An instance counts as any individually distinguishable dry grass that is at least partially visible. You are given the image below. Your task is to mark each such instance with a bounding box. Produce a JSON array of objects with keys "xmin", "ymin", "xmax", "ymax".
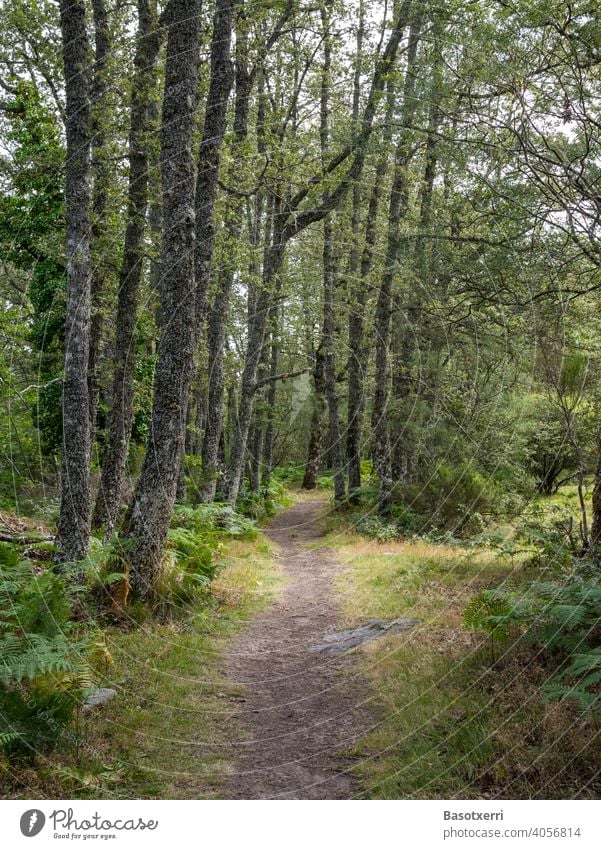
[
  {"xmin": 324, "ymin": 524, "xmax": 601, "ymax": 799},
  {"xmin": 1, "ymin": 531, "xmax": 281, "ymax": 800}
]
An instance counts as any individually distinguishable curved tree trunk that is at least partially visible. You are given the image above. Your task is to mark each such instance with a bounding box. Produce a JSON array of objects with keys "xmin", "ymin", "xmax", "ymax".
[
  {"xmin": 221, "ymin": 226, "xmax": 284, "ymax": 506},
  {"xmin": 347, "ymin": 4, "xmax": 402, "ymax": 499},
  {"xmin": 222, "ymin": 0, "xmax": 413, "ymax": 507},
  {"xmin": 175, "ymin": 0, "xmax": 235, "ymax": 498}
]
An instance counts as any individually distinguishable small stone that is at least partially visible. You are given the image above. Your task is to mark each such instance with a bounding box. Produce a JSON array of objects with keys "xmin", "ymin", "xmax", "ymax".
[{"xmin": 82, "ymin": 687, "xmax": 117, "ymax": 711}]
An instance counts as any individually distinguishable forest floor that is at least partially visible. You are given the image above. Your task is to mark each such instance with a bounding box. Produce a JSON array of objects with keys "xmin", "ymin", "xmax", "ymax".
[
  {"xmin": 224, "ymin": 496, "xmax": 372, "ymax": 799},
  {"xmin": 3, "ymin": 489, "xmax": 600, "ymax": 799}
]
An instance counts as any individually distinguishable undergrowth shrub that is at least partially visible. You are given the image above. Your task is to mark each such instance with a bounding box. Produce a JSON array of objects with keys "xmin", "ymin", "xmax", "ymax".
[
  {"xmin": 398, "ymin": 460, "xmax": 495, "ymax": 535},
  {"xmin": 157, "ymin": 504, "xmax": 258, "ymax": 606},
  {"xmin": 82, "ymin": 504, "xmax": 257, "ymax": 610},
  {"xmin": 0, "ymin": 542, "xmax": 110, "ymax": 761},
  {"xmin": 173, "ymin": 503, "xmax": 257, "ymax": 539},
  {"xmin": 464, "ymin": 578, "xmax": 601, "ymax": 715},
  {"xmin": 355, "ymin": 516, "xmax": 401, "ymax": 542},
  {"xmin": 236, "ymin": 479, "xmax": 287, "ymax": 519}
]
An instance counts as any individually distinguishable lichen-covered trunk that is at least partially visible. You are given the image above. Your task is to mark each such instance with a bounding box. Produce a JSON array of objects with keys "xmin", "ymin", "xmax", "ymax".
[
  {"xmin": 193, "ymin": 0, "xmax": 234, "ymax": 328},
  {"xmin": 372, "ymin": 11, "xmax": 423, "ymax": 511},
  {"xmin": 55, "ymin": 0, "xmax": 93, "ymax": 563},
  {"xmin": 92, "ymin": 0, "xmax": 160, "ymax": 534},
  {"xmin": 248, "ymin": 421, "xmax": 265, "ymax": 495},
  {"xmin": 302, "ymin": 344, "xmax": 327, "ymax": 490},
  {"xmin": 319, "ymin": 5, "xmax": 345, "ymax": 503},
  {"xmin": 170, "ymin": 0, "xmax": 234, "ymax": 498},
  {"xmin": 198, "ymin": 18, "xmax": 252, "ymax": 503},
  {"xmin": 248, "ymin": 327, "xmax": 270, "ymax": 494},
  {"xmin": 122, "ymin": 0, "xmax": 201, "ymax": 598},
  {"xmin": 347, "ymin": 71, "xmax": 395, "ymax": 498},
  {"xmin": 88, "ymin": 0, "xmax": 111, "ymax": 441},
  {"xmin": 222, "ymin": 233, "xmax": 284, "ymax": 506},
  {"xmin": 390, "ymin": 18, "xmax": 442, "ymax": 482},
  {"xmin": 221, "ymin": 0, "xmax": 413, "ymax": 508},
  {"xmin": 198, "ymin": 281, "xmax": 231, "ymax": 502},
  {"xmin": 322, "ymin": 213, "xmax": 345, "ymax": 502},
  {"xmin": 344, "ymin": 0, "xmax": 365, "ymax": 498},
  {"xmin": 261, "ymin": 314, "xmax": 279, "ymax": 488}
]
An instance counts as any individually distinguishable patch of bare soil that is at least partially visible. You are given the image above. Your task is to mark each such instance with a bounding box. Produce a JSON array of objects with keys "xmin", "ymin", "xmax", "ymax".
[{"xmin": 224, "ymin": 498, "xmax": 372, "ymax": 799}]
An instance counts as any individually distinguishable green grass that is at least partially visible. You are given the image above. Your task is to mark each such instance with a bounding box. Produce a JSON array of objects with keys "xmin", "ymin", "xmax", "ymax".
[
  {"xmin": 2, "ymin": 533, "xmax": 280, "ymax": 800},
  {"xmin": 325, "ymin": 526, "xmax": 601, "ymax": 799}
]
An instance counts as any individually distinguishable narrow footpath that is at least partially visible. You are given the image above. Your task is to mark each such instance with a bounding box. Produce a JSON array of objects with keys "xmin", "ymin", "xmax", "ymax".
[{"xmin": 224, "ymin": 498, "xmax": 372, "ymax": 799}]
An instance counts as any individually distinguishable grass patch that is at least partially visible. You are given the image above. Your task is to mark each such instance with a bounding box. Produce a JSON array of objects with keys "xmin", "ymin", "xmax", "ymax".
[
  {"xmin": 1, "ymin": 533, "xmax": 279, "ymax": 800},
  {"xmin": 326, "ymin": 527, "xmax": 601, "ymax": 799}
]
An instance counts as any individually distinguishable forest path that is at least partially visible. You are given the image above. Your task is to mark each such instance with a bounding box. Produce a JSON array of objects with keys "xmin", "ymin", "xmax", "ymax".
[{"xmin": 223, "ymin": 497, "xmax": 371, "ymax": 799}]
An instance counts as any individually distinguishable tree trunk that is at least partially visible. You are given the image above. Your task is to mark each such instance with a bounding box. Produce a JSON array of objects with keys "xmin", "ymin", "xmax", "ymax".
[
  {"xmin": 302, "ymin": 344, "xmax": 327, "ymax": 490},
  {"xmin": 320, "ymin": 6, "xmax": 345, "ymax": 503},
  {"xmin": 198, "ymin": 10, "xmax": 252, "ymax": 503},
  {"xmin": 372, "ymin": 11, "xmax": 423, "ymax": 511},
  {"xmin": 88, "ymin": 0, "xmax": 111, "ymax": 442},
  {"xmin": 193, "ymin": 0, "xmax": 235, "ymax": 327},
  {"xmin": 221, "ymin": 227, "xmax": 284, "ymax": 505},
  {"xmin": 345, "ymin": 0, "xmax": 365, "ymax": 498},
  {"xmin": 92, "ymin": 0, "xmax": 160, "ymax": 535},
  {"xmin": 168, "ymin": 0, "xmax": 234, "ymax": 506},
  {"xmin": 261, "ymin": 308, "xmax": 280, "ymax": 488},
  {"xmin": 122, "ymin": 0, "xmax": 201, "ymax": 599},
  {"xmin": 390, "ymin": 17, "xmax": 442, "ymax": 482},
  {"xmin": 221, "ymin": 0, "xmax": 413, "ymax": 506},
  {"xmin": 55, "ymin": 0, "xmax": 93, "ymax": 564}
]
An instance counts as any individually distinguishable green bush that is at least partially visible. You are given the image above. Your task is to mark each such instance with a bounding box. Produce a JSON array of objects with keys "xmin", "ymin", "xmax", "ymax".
[
  {"xmin": 237, "ymin": 479, "xmax": 288, "ymax": 519},
  {"xmin": 464, "ymin": 578, "xmax": 601, "ymax": 715},
  {"xmin": 0, "ymin": 543, "xmax": 106, "ymax": 761},
  {"xmin": 173, "ymin": 503, "xmax": 257, "ymax": 539},
  {"xmin": 154, "ymin": 504, "xmax": 258, "ymax": 605},
  {"xmin": 398, "ymin": 460, "xmax": 496, "ymax": 535},
  {"xmin": 355, "ymin": 515, "xmax": 401, "ymax": 542}
]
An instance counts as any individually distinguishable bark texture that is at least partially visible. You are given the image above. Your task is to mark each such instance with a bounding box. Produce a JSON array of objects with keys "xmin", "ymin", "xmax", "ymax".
[
  {"xmin": 222, "ymin": 0, "xmax": 413, "ymax": 506},
  {"xmin": 302, "ymin": 343, "xmax": 327, "ymax": 490},
  {"xmin": 194, "ymin": 0, "xmax": 235, "ymax": 327},
  {"xmin": 92, "ymin": 0, "xmax": 160, "ymax": 534},
  {"xmin": 123, "ymin": 0, "xmax": 201, "ymax": 598},
  {"xmin": 199, "ymin": 13, "xmax": 254, "ymax": 503},
  {"xmin": 88, "ymin": 0, "xmax": 111, "ymax": 438},
  {"xmin": 56, "ymin": 0, "xmax": 93, "ymax": 563},
  {"xmin": 372, "ymin": 11, "xmax": 423, "ymax": 510},
  {"xmin": 319, "ymin": 8, "xmax": 345, "ymax": 502},
  {"xmin": 221, "ymin": 217, "xmax": 284, "ymax": 505}
]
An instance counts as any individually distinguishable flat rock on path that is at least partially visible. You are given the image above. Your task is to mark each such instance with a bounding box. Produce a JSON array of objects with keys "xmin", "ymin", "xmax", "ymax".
[
  {"xmin": 311, "ymin": 618, "xmax": 419, "ymax": 655},
  {"xmin": 224, "ymin": 499, "xmax": 374, "ymax": 799}
]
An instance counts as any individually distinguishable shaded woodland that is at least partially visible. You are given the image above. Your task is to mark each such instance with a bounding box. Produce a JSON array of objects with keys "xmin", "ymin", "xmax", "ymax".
[{"xmin": 1, "ymin": 0, "xmax": 601, "ymax": 799}]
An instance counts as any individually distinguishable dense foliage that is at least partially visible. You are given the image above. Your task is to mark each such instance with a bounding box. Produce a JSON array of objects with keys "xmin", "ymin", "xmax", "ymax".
[{"xmin": 1, "ymin": 0, "xmax": 601, "ymax": 796}]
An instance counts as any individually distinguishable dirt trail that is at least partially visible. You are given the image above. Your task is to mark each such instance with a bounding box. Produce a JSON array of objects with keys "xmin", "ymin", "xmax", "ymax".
[{"xmin": 224, "ymin": 498, "xmax": 371, "ymax": 799}]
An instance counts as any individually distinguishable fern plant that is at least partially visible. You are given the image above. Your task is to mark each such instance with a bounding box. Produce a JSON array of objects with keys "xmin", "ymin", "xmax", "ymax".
[
  {"xmin": 464, "ymin": 577, "xmax": 601, "ymax": 715},
  {"xmin": 463, "ymin": 589, "xmax": 515, "ymax": 659},
  {"xmin": 0, "ymin": 542, "xmax": 106, "ymax": 761}
]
